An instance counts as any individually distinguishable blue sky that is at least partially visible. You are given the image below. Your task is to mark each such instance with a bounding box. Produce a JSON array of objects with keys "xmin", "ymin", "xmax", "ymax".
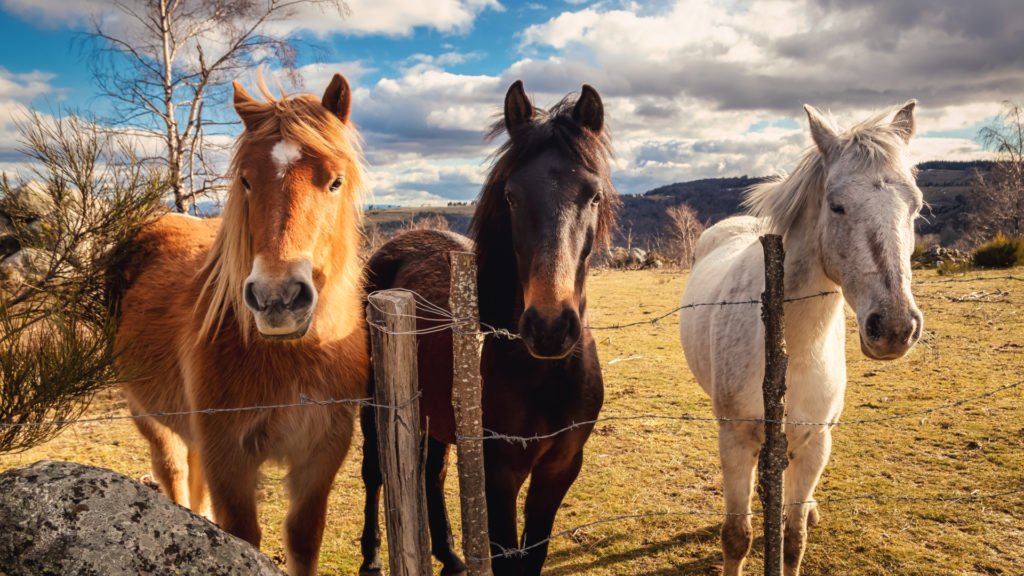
[{"xmin": 1, "ymin": 0, "xmax": 1021, "ymax": 205}]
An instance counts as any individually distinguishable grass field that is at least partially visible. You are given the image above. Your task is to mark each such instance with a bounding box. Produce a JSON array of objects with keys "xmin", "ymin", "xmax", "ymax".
[{"xmin": 2, "ymin": 268, "xmax": 1022, "ymax": 575}]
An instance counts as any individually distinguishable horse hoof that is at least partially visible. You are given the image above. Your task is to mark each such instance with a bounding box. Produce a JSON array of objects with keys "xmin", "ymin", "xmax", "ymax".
[
  {"xmin": 440, "ymin": 558, "xmax": 468, "ymax": 576},
  {"xmin": 358, "ymin": 565, "xmax": 383, "ymax": 576}
]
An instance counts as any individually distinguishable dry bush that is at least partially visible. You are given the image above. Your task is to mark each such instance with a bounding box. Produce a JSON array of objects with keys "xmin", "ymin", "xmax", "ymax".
[
  {"xmin": 398, "ymin": 213, "xmax": 451, "ymax": 234},
  {"xmin": 966, "ymin": 102, "xmax": 1024, "ymax": 242},
  {"xmin": 0, "ymin": 112, "xmax": 165, "ymax": 453},
  {"xmin": 663, "ymin": 204, "xmax": 705, "ymax": 267}
]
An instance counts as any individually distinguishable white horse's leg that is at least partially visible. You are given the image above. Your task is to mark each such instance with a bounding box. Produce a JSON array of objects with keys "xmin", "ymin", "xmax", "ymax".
[
  {"xmin": 719, "ymin": 422, "xmax": 761, "ymax": 576},
  {"xmin": 782, "ymin": 428, "xmax": 832, "ymax": 576}
]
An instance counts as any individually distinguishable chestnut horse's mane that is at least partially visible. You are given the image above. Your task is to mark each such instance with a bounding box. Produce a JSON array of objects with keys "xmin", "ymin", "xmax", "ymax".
[
  {"xmin": 196, "ymin": 76, "xmax": 367, "ymax": 342},
  {"xmin": 470, "ymin": 93, "xmax": 618, "ymax": 248}
]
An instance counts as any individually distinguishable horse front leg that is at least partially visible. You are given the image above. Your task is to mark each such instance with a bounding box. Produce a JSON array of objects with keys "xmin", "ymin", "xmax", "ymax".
[
  {"xmin": 359, "ymin": 406, "xmax": 385, "ymax": 576},
  {"xmin": 520, "ymin": 450, "xmax": 584, "ymax": 576},
  {"xmin": 782, "ymin": 427, "xmax": 832, "ymax": 576},
  {"xmin": 283, "ymin": 414, "xmax": 352, "ymax": 576},
  {"xmin": 718, "ymin": 421, "xmax": 761, "ymax": 576},
  {"xmin": 486, "ymin": 462, "xmax": 529, "ymax": 576},
  {"xmin": 203, "ymin": 442, "xmax": 262, "ymax": 548},
  {"xmin": 425, "ymin": 436, "xmax": 467, "ymax": 575}
]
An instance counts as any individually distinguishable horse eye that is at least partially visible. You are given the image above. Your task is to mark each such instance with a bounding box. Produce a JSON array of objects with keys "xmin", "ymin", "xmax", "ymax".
[
  {"xmin": 505, "ymin": 189, "xmax": 517, "ymax": 208},
  {"xmin": 591, "ymin": 193, "xmax": 602, "ymax": 206},
  {"xmin": 240, "ymin": 176, "xmax": 251, "ymax": 191},
  {"xmin": 329, "ymin": 177, "xmax": 344, "ymax": 194},
  {"xmin": 830, "ymin": 203, "xmax": 845, "ymax": 215}
]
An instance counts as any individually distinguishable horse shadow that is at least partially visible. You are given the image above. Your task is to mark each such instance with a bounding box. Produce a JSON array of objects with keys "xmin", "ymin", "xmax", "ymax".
[{"xmin": 541, "ymin": 523, "xmax": 756, "ymax": 575}]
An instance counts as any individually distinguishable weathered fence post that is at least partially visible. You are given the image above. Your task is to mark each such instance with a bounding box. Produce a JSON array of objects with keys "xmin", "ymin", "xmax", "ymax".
[
  {"xmin": 449, "ymin": 251, "xmax": 494, "ymax": 576},
  {"xmin": 758, "ymin": 234, "xmax": 789, "ymax": 576},
  {"xmin": 367, "ymin": 291, "xmax": 432, "ymax": 576}
]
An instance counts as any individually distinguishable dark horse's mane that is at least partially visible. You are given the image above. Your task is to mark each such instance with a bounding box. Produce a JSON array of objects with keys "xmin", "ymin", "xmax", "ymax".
[{"xmin": 469, "ymin": 93, "xmax": 619, "ymax": 329}]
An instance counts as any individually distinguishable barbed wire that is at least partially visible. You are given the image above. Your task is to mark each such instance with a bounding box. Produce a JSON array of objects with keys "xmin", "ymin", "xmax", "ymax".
[
  {"xmin": 365, "ymin": 287, "xmax": 841, "ymax": 338},
  {"xmin": 0, "ymin": 393, "xmax": 421, "ymax": 430},
  {"xmin": 914, "ymin": 274, "xmax": 1024, "ymax": 285},
  {"xmin": 455, "ymin": 379, "xmax": 1023, "ymax": 446},
  {"xmin": 469, "ymin": 486, "xmax": 1024, "ymax": 561},
  {"xmin": 588, "ymin": 290, "xmax": 839, "ymax": 331}
]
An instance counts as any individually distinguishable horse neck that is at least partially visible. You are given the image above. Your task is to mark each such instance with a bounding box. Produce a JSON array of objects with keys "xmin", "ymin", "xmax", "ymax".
[
  {"xmin": 780, "ymin": 181, "xmax": 844, "ymax": 349},
  {"xmin": 474, "ymin": 208, "xmax": 523, "ymax": 331}
]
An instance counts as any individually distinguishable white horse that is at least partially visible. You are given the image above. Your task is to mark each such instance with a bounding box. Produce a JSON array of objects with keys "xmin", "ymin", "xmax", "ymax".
[{"xmin": 679, "ymin": 101, "xmax": 924, "ymax": 576}]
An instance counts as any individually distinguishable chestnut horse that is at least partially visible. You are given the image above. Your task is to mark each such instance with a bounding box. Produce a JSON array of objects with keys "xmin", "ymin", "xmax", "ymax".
[
  {"xmin": 359, "ymin": 81, "xmax": 617, "ymax": 576},
  {"xmin": 111, "ymin": 74, "xmax": 368, "ymax": 576}
]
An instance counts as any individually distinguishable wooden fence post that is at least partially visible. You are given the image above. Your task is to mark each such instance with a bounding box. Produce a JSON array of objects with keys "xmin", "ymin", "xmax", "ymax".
[
  {"xmin": 367, "ymin": 291, "xmax": 432, "ymax": 576},
  {"xmin": 449, "ymin": 251, "xmax": 494, "ymax": 576},
  {"xmin": 758, "ymin": 234, "xmax": 789, "ymax": 576}
]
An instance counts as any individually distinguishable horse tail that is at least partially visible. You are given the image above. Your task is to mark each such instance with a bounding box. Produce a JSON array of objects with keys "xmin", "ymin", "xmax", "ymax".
[
  {"xmin": 363, "ymin": 244, "xmax": 404, "ymax": 294},
  {"xmin": 103, "ymin": 233, "xmax": 152, "ymax": 321}
]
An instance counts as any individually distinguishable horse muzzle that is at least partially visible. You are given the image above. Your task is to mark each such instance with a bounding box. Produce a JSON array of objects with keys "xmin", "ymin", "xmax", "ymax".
[
  {"xmin": 243, "ymin": 260, "xmax": 318, "ymax": 340},
  {"xmin": 858, "ymin": 307, "xmax": 923, "ymax": 360},
  {"xmin": 519, "ymin": 305, "xmax": 582, "ymax": 360}
]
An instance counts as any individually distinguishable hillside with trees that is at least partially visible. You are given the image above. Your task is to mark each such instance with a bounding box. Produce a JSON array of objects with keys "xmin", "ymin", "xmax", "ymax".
[{"xmin": 609, "ymin": 161, "xmax": 995, "ymax": 251}]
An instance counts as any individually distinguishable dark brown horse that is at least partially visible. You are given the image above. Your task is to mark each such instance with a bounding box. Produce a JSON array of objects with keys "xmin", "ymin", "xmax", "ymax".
[{"xmin": 359, "ymin": 80, "xmax": 617, "ymax": 576}]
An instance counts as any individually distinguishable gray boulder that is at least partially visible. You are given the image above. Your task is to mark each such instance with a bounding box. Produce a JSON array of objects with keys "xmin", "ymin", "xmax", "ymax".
[
  {"xmin": 0, "ymin": 247, "xmax": 48, "ymax": 293},
  {"xmin": 0, "ymin": 182, "xmax": 55, "ymax": 221},
  {"xmin": 0, "ymin": 460, "xmax": 283, "ymax": 576}
]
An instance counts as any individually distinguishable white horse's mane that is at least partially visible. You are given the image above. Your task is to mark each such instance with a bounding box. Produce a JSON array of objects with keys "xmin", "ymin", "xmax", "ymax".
[{"xmin": 744, "ymin": 106, "xmax": 914, "ymax": 235}]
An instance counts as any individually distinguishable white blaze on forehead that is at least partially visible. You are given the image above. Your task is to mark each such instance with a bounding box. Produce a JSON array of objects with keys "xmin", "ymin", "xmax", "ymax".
[{"xmin": 271, "ymin": 140, "xmax": 301, "ymax": 177}]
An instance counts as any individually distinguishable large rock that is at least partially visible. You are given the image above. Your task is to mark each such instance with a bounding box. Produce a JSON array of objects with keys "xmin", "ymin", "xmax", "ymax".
[
  {"xmin": 0, "ymin": 247, "xmax": 47, "ymax": 293},
  {"xmin": 0, "ymin": 182, "xmax": 55, "ymax": 221},
  {"xmin": 0, "ymin": 461, "xmax": 283, "ymax": 576},
  {"xmin": 0, "ymin": 211, "xmax": 18, "ymax": 259}
]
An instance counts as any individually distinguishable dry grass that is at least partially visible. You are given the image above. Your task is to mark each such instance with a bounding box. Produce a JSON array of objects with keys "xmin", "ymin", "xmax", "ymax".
[{"xmin": 2, "ymin": 269, "xmax": 1022, "ymax": 575}]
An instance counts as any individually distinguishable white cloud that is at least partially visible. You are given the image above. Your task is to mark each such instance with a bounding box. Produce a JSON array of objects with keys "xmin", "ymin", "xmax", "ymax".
[
  {"xmin": 3, "ymin": 0, "xmax": 502, "ymax": 38},
  {"xmin": 5, "ymin": 0, "xmax": 1017, "ymax": 205}
]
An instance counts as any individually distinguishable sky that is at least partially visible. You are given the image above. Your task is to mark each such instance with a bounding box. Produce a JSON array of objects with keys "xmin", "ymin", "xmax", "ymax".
[{"xmin": 1, "ymin": 0, "xmax": 1022, "ymax": 206}]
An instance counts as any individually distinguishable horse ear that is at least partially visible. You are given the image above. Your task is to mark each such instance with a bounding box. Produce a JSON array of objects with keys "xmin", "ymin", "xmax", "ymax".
[
  {"xmin": 573, "ymin": 84, "xmax": 604, "ymax": 133},
  {"xmin": 322, "ymin": 73, "xmax": 352, "ymax": 123},
  {"xmin": 233, "ymin": 81, "xmax": 258, "ymax": 130},
  {"xmin": 804, "ymin": 104, "xmax": 838, "ymax": 156},
  {"xmin": 891, "ymin": 99, "xmax": 917, "ymax": 144},
  {"xmin": 504, "ymin": 80, "xmax": 534, "ymax": 135}
]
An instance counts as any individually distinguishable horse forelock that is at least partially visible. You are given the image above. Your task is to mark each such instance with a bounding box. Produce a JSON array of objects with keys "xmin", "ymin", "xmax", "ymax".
[
  {"xmin": 744, "ymin": 105, "xmax": 913, "ymax": 235},
  {"xmin": 471, "ymin": 93, "xmax": 619, "ymax": 248},
  {"xmin": 196, "ymin": 79, "xmax": 367, "ymax": 344}
]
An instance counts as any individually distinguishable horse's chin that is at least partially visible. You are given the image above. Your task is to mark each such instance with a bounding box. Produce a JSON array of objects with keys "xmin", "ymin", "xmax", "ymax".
[
  {"xmin": 858, "ymin": 334, "xmax": 910, "ymax": 361},
  {"xmin": 256, "ymin": 315, "xmax": 313, "ymax": 342},
  {"xmin": 522, "ymin": 338, "xmax": 580, "ymax": 361}
]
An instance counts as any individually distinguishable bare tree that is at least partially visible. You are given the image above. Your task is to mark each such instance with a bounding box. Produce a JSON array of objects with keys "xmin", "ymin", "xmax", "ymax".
[
  {"xmin": 968, "ymin": 102, "xmax": 1024, "ymax": 241},
  {"xmin": 664, "ymin": 203, "xmax": 705, "ymax": 267},
  {"xmin": 89, "ymin": 0, "xmax": 349, "ymax": 213}
]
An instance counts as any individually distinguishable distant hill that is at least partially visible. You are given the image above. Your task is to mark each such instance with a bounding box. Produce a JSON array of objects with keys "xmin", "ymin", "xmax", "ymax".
[
  {"xmin": 615, "ymin": 161, "xmax": 992, "ymax": 248},
  {"xmin": 358, "ymin": 160, "xmax": 992, "ymax": 249}
]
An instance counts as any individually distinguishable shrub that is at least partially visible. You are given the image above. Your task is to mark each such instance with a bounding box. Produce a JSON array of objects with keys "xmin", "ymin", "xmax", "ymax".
[
  {"xmin": 972, "ymin": 233, "xmax": 1024, "ymax": 268},
  {"xmin": 1, "ymin": 112, "xmax": 165, "ymax": 453}
]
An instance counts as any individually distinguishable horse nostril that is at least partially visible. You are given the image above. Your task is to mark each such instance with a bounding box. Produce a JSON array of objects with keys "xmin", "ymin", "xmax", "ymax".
[
  {"xmin": 910, "ymin": 310, "xmax": 924, "ymax": 342},
  {"xmin": 244, "ymin": 281, "xmax": 263, "ymax": 311},
  {"xmin": 521, "ymin": 307, "xmax": 541, "ymax": 340},
  {"xmin": 865, "ymin": 313, "xmax": 884, "ymax": 342},
  {"xmin": 288, "ymin": 281, "xmax": 315, "ymax": 312}
]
